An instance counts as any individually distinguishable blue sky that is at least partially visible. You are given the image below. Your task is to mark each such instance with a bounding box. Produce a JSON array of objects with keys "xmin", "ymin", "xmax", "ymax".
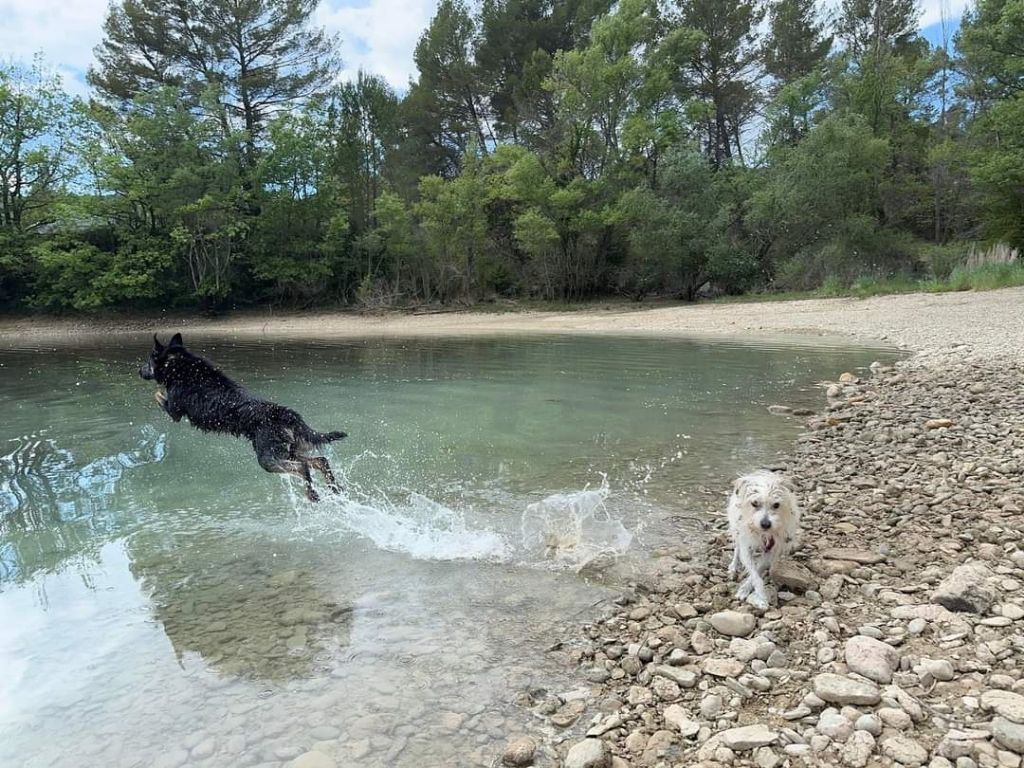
[{"xmin": 0, "ymin": 0, "xmax": 969, "ymax": 98}]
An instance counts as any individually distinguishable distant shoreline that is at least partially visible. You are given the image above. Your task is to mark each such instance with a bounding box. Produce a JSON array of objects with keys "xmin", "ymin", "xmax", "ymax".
[{"xmin": 1, "ymin": 287, "xmax": 1022, "ymax": 357}]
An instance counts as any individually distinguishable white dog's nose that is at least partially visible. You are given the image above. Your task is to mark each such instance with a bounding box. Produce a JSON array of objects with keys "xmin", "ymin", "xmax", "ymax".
[{"xmin": 759, "ymin": 517, "xmax": 772, "ymax": 530}]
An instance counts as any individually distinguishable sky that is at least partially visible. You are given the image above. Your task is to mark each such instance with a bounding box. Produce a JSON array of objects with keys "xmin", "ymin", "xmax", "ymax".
[{"xmin": 0, "ymin": 0, "xmax": 971, "ymax": 98}]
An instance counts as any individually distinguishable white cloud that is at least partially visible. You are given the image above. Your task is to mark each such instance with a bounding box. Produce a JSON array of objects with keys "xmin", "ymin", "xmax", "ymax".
[
  {"xmin": 317, "ymin": 0, "xmax": 438, "ymax": 88},
  {"xmin": 0, "ymin": 0, "xmax": 108, "ymax": 96},
  {"xmin": 918, "ymin": 0, "xmax": 972, "ymax": 30}
]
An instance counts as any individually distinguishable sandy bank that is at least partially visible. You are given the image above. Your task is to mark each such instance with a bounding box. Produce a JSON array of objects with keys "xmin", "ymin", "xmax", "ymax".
[{"xmin": 1, "ymin": 287, "xmax": 1022, "ymax": 358}]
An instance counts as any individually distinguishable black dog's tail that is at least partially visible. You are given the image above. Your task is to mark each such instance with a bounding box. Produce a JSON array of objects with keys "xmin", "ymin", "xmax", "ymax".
[{"xmin": 305, "ymin": 428, "xmax": 347, "ymax": 445}]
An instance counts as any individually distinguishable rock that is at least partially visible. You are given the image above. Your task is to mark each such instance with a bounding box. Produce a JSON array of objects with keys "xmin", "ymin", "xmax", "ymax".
[
  {"xmin": 551, "ymin": 700, "xmax": 587, "ymax": 727},
  {"xmin": 730, "ymin": 638, "xmax": 759, "ymax": 662},
  {"xmin": 982, "ymin": 691, "xmax": 1024, "ymax": 724},
  {"xmin": 768, "ymin": 405, "xmax": 793, "ymax": 416},
  {"xmin": 813, "ymin": 673, "xmax": 882, "ymax": 706},
  {"xmin": 817, "ymin": 708, "xmax": 854, "ymax": 742},
  {"xmin": 703, "ymin": 657, "xmax": 745, "ymax": 678},
  {"xmin": 663, "ymin": 704, "xmax": 700, "ymax": 737},
  {"xmin": 841, "ymin": 731, "xmax": 876, "ymax": 768},
  {"xmin": 755, "ymin": 746, "xmax": 781, "ymax": 768},
  {"xmin": 564, "ymin": 738, "xmax": 611, "ymax": 768},
  {"xmin": 640, "ymin": 731, "xmax": 675, "ymax": 766},
  {"xmin": 915, "ymin": 657, "xmax": 955, "ymax": 683},
  {"xmin": 993, "ymin": 718, "xmax": 1024, "ymax": 755},
  {"xmin": 502, "ymin": 737, "xmax": 537, "ymax": 767},
  {"xmin": 719, "ymin": 724, "xmax": 777, "ymax": 751},
  {"xmin": 855, "ymin": 714, "xmax": 882, "ymax": 736},
  {"xmin": 845, "ymin": 635, "xmax": 900, "ymax": 684},
  {"xmin": 691, "ymin": 629, "xmax": 714, "ymax": 654},
  {"xmin": 709, "ymin": 610, "xmax": 757, "ymax": 637},
  {"xmin": 878, "ymin": 707, "xmax": 913, "ymax": 730},
  {"xmin": 820, "ymin": 548, "xmax": 886, "ymax": 564},
  {"xmin": 625, "ymin": 731, "xmax": 647, "ymax": 755},
  {"xmin": 881, "ymin": 736, "xmax": 928, "ymax": 766},
  {"xmin": 289, "ymin": 752, "xmax": 336, "ymax": 768},
  {"xmin": 701, "ymin": 694, "xmax": 724, "ymax": 719},
  {"xmin": 773, "ymin": 561, "xmax": 815, "ymax": 592},
  {"xmin": 652, "ymin": 676, "xmax": 681, "ymax": 701},
  {"xmin": 653, "ymin": 665, "xmax": 698, "ymax": 688},
  {"xmin": 932, "ymin": 564, "xmax": 996, "ymax": 614},
  {"xmin": 925, "ymin": 418, "xmax": 955, "ymax": 429}
]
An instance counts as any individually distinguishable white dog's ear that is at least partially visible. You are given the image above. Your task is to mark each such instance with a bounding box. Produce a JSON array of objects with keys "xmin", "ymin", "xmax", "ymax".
[
  {"xmin": 774, "ymin": 472, "xmax": 796, "ymax": 492},
  {"xmin": 732, "ymin": 476, "xmax": 750, "ymax": 497}
]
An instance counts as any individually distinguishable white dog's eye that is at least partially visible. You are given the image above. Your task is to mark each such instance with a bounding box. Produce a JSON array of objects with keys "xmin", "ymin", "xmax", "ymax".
[
  {"xmin": 772, "ymin": 501, "xmax": 780, "ymax": 510},
  {"xmin": 751, "ymin": 500, "xmax": 761, "ymax": 508}
]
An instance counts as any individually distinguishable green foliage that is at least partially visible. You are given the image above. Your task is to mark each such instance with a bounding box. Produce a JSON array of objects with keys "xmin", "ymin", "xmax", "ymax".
[
  {"xmin": 0, "ymin": 0, "xmax": 1016, "ymax": 313},
  {"xmin": 30, "ymin": 238, "xmax": 171, "ymax": 310}
]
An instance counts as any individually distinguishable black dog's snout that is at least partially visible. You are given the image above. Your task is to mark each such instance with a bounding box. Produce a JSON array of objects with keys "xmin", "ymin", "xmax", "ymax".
[
  {"xmin": 759, "ymin": 517, "xmax": 772, "ymax": 530},
  {"xmin": 139, "ymin": 365, "xmax": 153, "ymax": 380}
]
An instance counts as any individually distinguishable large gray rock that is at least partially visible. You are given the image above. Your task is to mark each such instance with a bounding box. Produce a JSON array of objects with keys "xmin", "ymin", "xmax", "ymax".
[
  {"xmin": 564, "ymin": 738, "xmax": 611, "ymax": 768},
  {"xmin": 981, "ymin": 690, "xmax": 1024, "ymax": 724},
  {"xmin": 813, "ymin": 673, "xmax": 881, "ymax": 706},
  {"xmin": 719, "ymin": 724, "xmax": 777, "ymax": 751},
  {"xmin": 709, "ymin": 610, "xmax": 757, "ymax": 637},
  {"xmin": 844, "ymin": 635, "xmax": 899, "ymax": 684},
  {"xmin": 993, "ymin": 718, "xmax": 1024, "ymax": 754},
  {"xmin": 931, "ymin": 563, "xmax": 996, "ymax": 614}
]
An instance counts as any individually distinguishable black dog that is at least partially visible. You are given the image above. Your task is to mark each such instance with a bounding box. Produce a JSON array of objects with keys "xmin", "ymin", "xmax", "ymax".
[{"xmin": 139, "ymin": 333, "xmax": 346, "ymax": 501}]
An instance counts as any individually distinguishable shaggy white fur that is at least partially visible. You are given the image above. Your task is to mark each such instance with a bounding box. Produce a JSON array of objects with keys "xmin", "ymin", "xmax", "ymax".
[{"xmin": 727, "ymin": 470, "xmax": 801, "ymax": 609}]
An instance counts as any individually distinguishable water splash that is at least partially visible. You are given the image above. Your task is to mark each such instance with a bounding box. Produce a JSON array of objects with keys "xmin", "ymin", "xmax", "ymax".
[
  {"xmin": 291, "ymin": 481, "xmax": 511, "ymax": 562},
  {"xmin": 520, "ymin": 478, "xmax": 633, "ymax": 569}
]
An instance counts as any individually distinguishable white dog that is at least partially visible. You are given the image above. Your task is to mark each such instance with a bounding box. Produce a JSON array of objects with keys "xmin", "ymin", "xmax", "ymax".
[{"xmin": 727, "ymin": 470, "xmax": 800, "ymax": 609}]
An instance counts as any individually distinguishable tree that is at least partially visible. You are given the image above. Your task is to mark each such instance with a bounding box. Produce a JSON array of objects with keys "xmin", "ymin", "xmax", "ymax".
[
  {"xmin": 958, "ymin": 0, "xmax": 1024, "ymax": 247},
  {"xmin": 90, "ymin": 0, "xmax": 338, "ymax": 172},
  {"xmin": 328, "ymin": 73, "xmax": 400, "ymax": 235},
  {"xmin": 0, "ymin": 59, "xmax": 81, "ymax": 234},
  {"xmin": 475, "ymin": 0, "xmax": 612, "ymax": 145},
  {"xmin": 403, "ymin": 0, "xmax": 490, "ymax": 179},
  {"xmin": 760, "ymin": 0, "xmax": 833, "ymax": 147},
  {"xmin": 671, "ymin": 0, "xmax": 764, "ymax": 168}
]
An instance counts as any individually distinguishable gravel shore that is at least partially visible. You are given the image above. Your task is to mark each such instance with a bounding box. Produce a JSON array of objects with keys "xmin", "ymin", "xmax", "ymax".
[
  {"xmin": 2, "ymin": 287, "xmax": 1023, "ymax": 355},
  {"xmin": 506, "ymin": 294, "xmax": 1024, "ymax": 768}
]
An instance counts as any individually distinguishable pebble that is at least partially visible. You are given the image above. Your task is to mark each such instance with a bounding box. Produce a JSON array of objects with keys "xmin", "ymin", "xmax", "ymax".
[
  {"xmin": 813, "ymin": 673, "xmax": 882, "ymax": 706},
  {"xmin": 855, "ymin": 714, "xmax": 882, "ymax": 735},
  {"xmin": 719, "ymin": 724, "xmax": 777, "ymax": 751},
  {"xmin": 564, "ymin": 738, "xmax": 610, "ymax": 768},
  {"xmin": 709, "ymin": 611, "xmax": 757, "ymax": 637},
  {"xmin": 881, "ymin": 735, "xmax": 929, "ymax": 766},
  {"xmin": 501, "ymin": 736, "xmax": 536, "ymax": 766},
  {"xmin": 841, "ymin": 730, "xmax": 876, "ymax": 768},
  {"xmin": 993, "ymin": 718, "xmax": 1024, "ymax": 754},
  {"xmin": 845, "ymin": 635, "xmax": 900, "ymax": 684},
  {"xmin": 663, "ymin": 704, "xmax": 700, "ymax": 737}
]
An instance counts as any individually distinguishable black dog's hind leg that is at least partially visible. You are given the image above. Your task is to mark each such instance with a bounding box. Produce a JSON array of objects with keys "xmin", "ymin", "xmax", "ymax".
[
  {"xmin": 310, "ymin": 456, "xmax": 341, "ymax": 494},
  {"xmin": 256, "ymin": 436, "xmax": 319, "ymax": 502}
]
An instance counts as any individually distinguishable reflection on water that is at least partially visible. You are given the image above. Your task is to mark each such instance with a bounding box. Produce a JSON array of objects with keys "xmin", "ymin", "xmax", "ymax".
[
  {"xmin": 0, "ymin": 334, "xmax": 898, "ymax": 768},
  {"xmin": 0, "ymin": 427, "xmax": 165, "ymax": 584}
]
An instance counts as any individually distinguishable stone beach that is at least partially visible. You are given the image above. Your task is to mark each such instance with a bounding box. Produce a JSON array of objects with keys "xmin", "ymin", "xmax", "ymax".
[{"xmin": 527, "ymin": 315, "xmax": 1024, "ymax": 767}]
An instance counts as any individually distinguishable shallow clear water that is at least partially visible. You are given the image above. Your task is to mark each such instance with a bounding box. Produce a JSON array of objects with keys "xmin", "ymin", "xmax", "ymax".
[{"xmin": 0, "ymin": 334, "xmax": 894, "ymax": 768}]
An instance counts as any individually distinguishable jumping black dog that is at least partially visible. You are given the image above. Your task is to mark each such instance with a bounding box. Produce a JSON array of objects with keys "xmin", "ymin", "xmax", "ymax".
[{"xmin": 139, "ymin": 333, "xmax": 346, "ymax": 501}]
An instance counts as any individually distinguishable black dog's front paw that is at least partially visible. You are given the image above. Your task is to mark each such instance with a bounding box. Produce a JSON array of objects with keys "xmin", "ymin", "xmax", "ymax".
[{"xmin": 306, "ymin": 488, "xmax": 321, "ymax": 503}]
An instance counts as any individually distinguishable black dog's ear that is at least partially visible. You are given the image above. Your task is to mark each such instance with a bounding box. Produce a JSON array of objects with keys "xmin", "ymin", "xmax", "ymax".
[
  {"xmin": 153, "ymin": 334, "xmax": 165, "ymax": 353},
  {"xmin": 169, "ymin": 333, "xmax": 184, "ymax": 349}
]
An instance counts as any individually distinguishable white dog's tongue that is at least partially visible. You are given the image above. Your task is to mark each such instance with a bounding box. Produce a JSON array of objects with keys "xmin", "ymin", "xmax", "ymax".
[{"xmin": 763, "ymin": 535, "xmax": 776, "ymax": 552}]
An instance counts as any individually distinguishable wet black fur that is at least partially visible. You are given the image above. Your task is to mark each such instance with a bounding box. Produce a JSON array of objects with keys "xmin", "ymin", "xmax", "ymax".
[{"xmin": 140, "ymin": 333, "xmax": 346, "ymax": 501}]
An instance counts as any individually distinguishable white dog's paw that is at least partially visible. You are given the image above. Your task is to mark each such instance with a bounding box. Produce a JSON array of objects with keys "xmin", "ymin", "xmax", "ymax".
[
  {"xmin": 736, "ymin": 581, "xmax": 753, "ymax": 600},
  {"xmin": 746, "ymin": 592, "xmax": 770, "ymax": 610}
]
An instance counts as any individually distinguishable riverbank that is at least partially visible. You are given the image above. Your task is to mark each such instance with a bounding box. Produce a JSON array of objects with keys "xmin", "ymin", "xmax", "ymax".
[
  {"xmin": 1, "ymin": 287, "xmax": 1023, "ymax": 357},
  {"xmin": 524, "ymin": 296, "xmax": 1024, "ymax": 767}
]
